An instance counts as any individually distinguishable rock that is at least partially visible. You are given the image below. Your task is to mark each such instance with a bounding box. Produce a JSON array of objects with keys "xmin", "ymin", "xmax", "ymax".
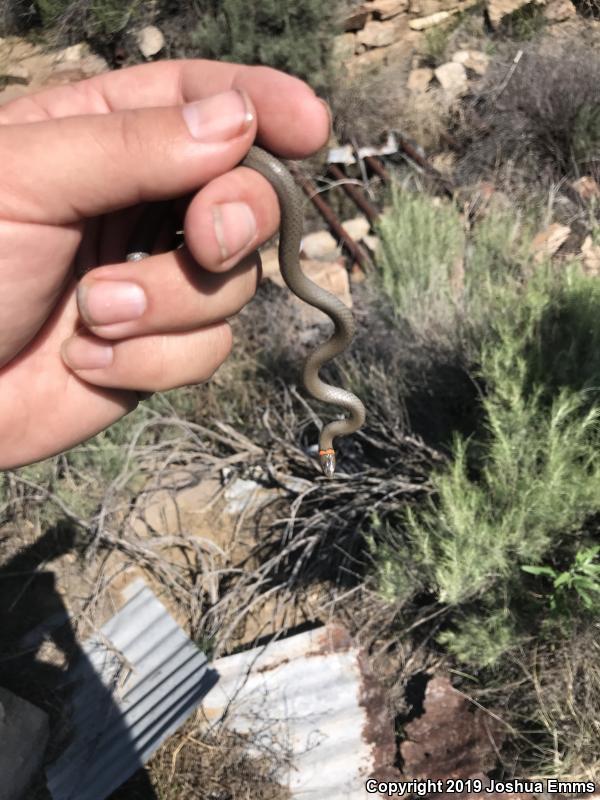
[
  {"xmin": 451, "ymin": 49, "xmax": 490, "ymax": 76},
  {"xmin": 582, "ymin": 235, "xmax": 600, "ymax": 277},
  {"xmin": 333, "ymin": 32, "xmax": 357, "ymax": 62},
  {"xmin": 543, "ymin": 0, "xmax": 576, "ymax": 20},
  {"xmin": 409, "ymin": 0, "xmax": 472, "ymax": 11},
  {"xmin": 486, "ymin": 0, "xmax": 545, "ymax": 29},
  {"xmin": 369, "ymin": 0, "xmax": 409, "ymax": 19},
  {"xmin": 571, "ymin": 176, "xmax": 600, "ymax": 201},
  {"xmin": 401, "ymin": 676, "xmax": 505, "ymax": 781},
  {"xmin": 0, "ymin": 687, "xmax": 49, "ymax": 800},
  {"xmin": 430, "ymin": 151, "xmax": 456, "ymax": 176},
  {"xmin": 362, "ymin": 234, "xmax": 379, "ymax": 254},
  {"xmin": 259, "ymin": 246, "xmax": 281, "ymax": 283},
  {"xmin": 349, "ymin": 27, "xmax": 420, "ymax": 72},
  {"xmin": 0, "ymin": 37, "xmax": 108, "ymax": 107},
  {"xmin": 531, "ymin": 223, "xmax": 571, "ymax": 262},
  {"xmin": 344, "ymin": 4, "xmax": 370, "ymax": 31},
  {"xmin": 0, "ymin": 63, "xmax": 30, "ymax": 81},
  {"xmin": 301, "ymin": 230, "xmax": 339, "ymax": 260},
  {"xmin": 349, "ymin": 46, "xmax": 390, "ymax": 71},
  {"xmin": 434, "ymin": 61, "xmax": 469, "ymax": 97},
  {"xmin": 380, "ymin": 28, "xmax": 421, "ymax": 61},
  {"xmin": 57, "ymin": 43, "xmax": 87, "ymax": 62},
  {"xmin": 296, "ymin": 260, "xmax": 353, "ymax": 320},
  {"xmin": 356, "ymin": 19, "xmax": 398, "ymax": 47},
  {"xmin": 135, "ymin": 25, "xmax": 165, "ymax": 58},
  {"xmin": 267, "ymin": 253, "xmax": 352, "ymax": 317},
  {"xmin": 342, "ymin": 215, "xmax": 371, "ymax": 240},
  {"xmin": 407, "ymin": 66, "xmax": 434, "ymax": 92},
  {"xmin": 409, "ymin": 10, "xmax": 452, "ymax": 29},
  {"xmin": 263, "ymin": 243, "xmax": 353, "ymax": 300}
]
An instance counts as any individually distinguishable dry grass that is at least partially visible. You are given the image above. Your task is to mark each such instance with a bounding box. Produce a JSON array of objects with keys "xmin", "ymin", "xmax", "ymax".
[
  {"xmin": 328, "ymin": 62, "xmax": 412, "ymax": 147},
  {"xmin": 455, "ymin": 38, "xmax": 600, "ymax": 187},
  {"xmin": 113, "ymin": 720, "xmax": 291, "ymax": 800}
]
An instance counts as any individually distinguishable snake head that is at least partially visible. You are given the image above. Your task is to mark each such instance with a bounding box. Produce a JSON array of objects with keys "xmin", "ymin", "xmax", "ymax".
[{"xmin": 319, "ymin": 449, "xmax": 336, "ymax": 478}]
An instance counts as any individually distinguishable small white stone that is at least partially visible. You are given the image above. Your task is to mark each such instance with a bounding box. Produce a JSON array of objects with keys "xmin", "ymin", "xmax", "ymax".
[
  {"xmin": 356, "ymin": 20, "xmax": 398, "ymax": 48},
  {"xmin": 451, "ymin": 49, "xmax": 490, "ymax": 76},
  {"xmin": 59, "ymin": 43, "xmax": 86, "ymax": 62},
  {"xmin": 301, "ymin": 230, "xmax": 339, "ymax": 260},
  {"xmin": 135, "ymin": 25, "xmax": 165, "ymax": 59},
  {"xmin": 434, "ymin": 61, "xmax": 469, "ymax": 97},
  {"xmin": 409, "ymin": 10, "xmax": 451, "ymax": 30},
  {"xmin": 1, "ymin": 63, "xmax": 30, "ymax": 80},
  {"xmin": 342, "ymin": 216, "xmax": 371, "ymax": 241}
]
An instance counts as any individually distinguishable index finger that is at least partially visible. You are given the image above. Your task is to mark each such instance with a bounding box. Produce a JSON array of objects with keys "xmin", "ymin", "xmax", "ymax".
[{"xmin": 0, "ymin": 59, "xmax": 331, "ymax": 159}]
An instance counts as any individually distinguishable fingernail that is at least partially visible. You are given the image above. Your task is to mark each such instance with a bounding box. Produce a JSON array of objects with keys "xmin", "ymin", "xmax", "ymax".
[
  {"xmin": 183, "ymin": 89, "xmax": 254, "ymax": 142},
  {"xmin": 78, "ymin": 281, "xmax": 147, "ymax": 325},
  {"xmin": 61, "ymin": 336, "xmax": 113, "ymax": 370},
  {"xmin": 212, "ymin": 202, "xmax": 257, "ymax": 261}
]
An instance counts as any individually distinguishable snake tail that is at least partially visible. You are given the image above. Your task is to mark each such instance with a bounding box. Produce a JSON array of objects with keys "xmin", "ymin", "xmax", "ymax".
[{"xmin": 241, "ymin": 146, "xmax": 366, "ymax": 477}]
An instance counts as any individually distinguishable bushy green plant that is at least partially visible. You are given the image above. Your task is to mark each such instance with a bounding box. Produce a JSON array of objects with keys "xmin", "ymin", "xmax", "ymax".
[
  {"xmin": 375, "ymin": 188, "xmax": 465, "ymax": 334},
  {"xmin": 405, "ymin": 270, "xmax": 600, "ymax": 647},
  {"xmin": 35, "ymin": 0, "xmax": 142, "ymax": 36},
  {"xmin": 457, "ymin": 42, "xmax": 600, "ymax": 183},
  {"xmin": 372, "ymin": 191, "xmax": 600, "ymax": 668},
  {"xmin": 522, "ymin": 545, "xmax": 600, "ymax": 613},
  {"xmin": 423, "ymin": 21, "xmax": 456, "ymax": 66},
  {"xmin": 500, "ymin": 3, "xmax": 546, "ymax": 40},
  {"xmin": 572, "ymin": 103, "xmax": 600, "ymax": 167},
  {"xmin": 437, "ymin": 608, "xmax": 515, "ymax": 667},
  {"xmin": 189, "ymin": 0, "xmax": 339, "ymax": 91}
]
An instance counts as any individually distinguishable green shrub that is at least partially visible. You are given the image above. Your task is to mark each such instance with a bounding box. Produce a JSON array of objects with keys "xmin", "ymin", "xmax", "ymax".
[
  {"xmin": 457, "ymin": 42, "xmax": 600, "ymax": 183},
  {"xmin": 437, "ymin": 608, "xmax": 515, "ymax": 667},
  {"xmin": 405, "ymin": 269, "xmax": 600, "ymax": 652},
  {"xmin": 189, "ymin": 0, "xmax": 338, "ymax": 91},
  {"xmin": 522, "ymin": 545, "xmax": 600, "ymax": 615},
  {"xmin": 19, "ymin": 0, "xmax": 342, "ymax": 90},
  {"xmin": 372, "ymin": 191, "xmax": 600, "ymax": 668},
  {"xmin": 34, "ymin": 0, "xmax": 142, "ymax": 37},
  {"xmin": 499, "ymin": 3, "xmax": 547, "ymax": 40},
  {"xmin": 375, "ymin": 188, "xmax": 465, "ymax": 336}
]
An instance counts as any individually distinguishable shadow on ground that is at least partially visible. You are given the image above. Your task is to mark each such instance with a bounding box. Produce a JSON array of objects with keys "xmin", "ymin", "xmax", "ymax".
[{"xmin": 0, "ymin": 520, "xmax": 158, "ymax": 799}]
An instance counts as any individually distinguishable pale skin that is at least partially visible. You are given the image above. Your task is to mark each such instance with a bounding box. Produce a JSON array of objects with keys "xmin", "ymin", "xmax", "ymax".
[{"xmin": 0, "ymin": 60, "xmax": 331, "ymax": 470}]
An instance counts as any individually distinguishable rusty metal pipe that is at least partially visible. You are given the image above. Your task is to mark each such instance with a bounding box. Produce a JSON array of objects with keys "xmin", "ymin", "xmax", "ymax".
[
  {"xmin": 396, "ymin": 133, "xmax": 454, "ymax": 198},
  {"xmin": 326, "ymin": 164, "xmax": 380, "ymax": 226},
  {"xmin": 364, "ymin": 156, "xmax": 391, "ymax": 183},
  {"xmin": 288, "ymin": 165, "xmax": 371, "ymax": 270}
]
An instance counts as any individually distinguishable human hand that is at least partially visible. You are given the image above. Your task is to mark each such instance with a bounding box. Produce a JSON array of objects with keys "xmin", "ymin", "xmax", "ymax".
[{"xmin": 0, "ymin": 60, "xmax": 330, "ymax": 470}]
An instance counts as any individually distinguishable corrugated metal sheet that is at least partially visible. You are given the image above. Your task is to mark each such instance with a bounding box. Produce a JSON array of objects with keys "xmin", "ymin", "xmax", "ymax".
[
  {"xmin": 46, "ymin": 580, "xmax": 213, "ymax": 800},
  {"xmin": 201, "ymin": 624, "xmax": 396, "ymax": 799}
]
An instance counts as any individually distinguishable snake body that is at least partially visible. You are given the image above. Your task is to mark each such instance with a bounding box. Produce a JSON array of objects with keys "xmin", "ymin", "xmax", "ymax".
[
  {"xmin": 241, "ymin": 146, "xmax": 366, "ymax": 477},
  {"xmin": 124, "ymin": 146, "xmax": 365, "ymax": 476}
]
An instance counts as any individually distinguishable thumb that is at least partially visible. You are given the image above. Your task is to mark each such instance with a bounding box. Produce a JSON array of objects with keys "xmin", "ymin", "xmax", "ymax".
[{"xmin": 0, "ymin": 89, "xmax": 256, "ymax": 225}]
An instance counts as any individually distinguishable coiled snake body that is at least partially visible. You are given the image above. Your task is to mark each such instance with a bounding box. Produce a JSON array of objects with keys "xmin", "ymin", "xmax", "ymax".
[
  {"xmin": 125, "ymin": 146, "xmax": 366, "ymax": 476},
  {"xmin": 241, "ymin": 147, "xmax": 366, "ymax": 477}
]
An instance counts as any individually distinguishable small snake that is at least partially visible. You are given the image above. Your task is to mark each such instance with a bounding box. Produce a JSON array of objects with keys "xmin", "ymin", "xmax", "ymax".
[
  {"xmin": 241, "ymin": 147, "xmax": 365, "ymax": 477},
  {"xmin": 125, "ymin": 146, "xmax": 366, "ymax": 477}
]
